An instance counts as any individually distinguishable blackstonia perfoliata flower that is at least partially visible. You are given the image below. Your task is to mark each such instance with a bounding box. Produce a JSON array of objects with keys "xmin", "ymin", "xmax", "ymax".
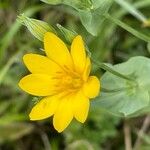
[{"xmin": 19, "ymin": 32, "xmax": 100, "ymax": 132}]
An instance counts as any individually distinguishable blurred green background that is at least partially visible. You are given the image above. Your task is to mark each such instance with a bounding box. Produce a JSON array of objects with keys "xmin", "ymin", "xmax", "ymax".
[{"xmin": 0, "ymin": 0, "xmax": 150, "ymax": 150}]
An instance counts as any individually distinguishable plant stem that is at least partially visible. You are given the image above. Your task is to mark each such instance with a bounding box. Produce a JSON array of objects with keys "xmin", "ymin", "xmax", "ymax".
[
  {"xmin": 114, "ymin": 0, "xmax": 147, "ymax": 23},
  {"xmin": 101, "ymin": 63, "xmax": 134, "ymax": 82},
  {"xmin": 104, "ymin": 13, "xmax": 150, "ymax": 43},
  {"xmin": 92, "ymin": 58, "xmax": 137, "ymax": 84},
  {"xmin": 101, "ymin": 86, "xmax": 133, "ymax": 93}
]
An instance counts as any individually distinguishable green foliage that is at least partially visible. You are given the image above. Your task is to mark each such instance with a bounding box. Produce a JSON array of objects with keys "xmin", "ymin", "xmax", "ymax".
[
  {"xmin": 1, "ymin": 0, "xmax": 150, "ymax": 149},
  {"xmin": 41, "ymin": 0, "xmax": 113, "ymax": 35},
  {"xmin": 17, "ymin": 14, "xmax": 77, "ymax": 45},
  {"xmin": 64, "ymin": 108, "xmax": 119, "ymax": 150},
  {"xmin": 95, "ymin": 56, "xmax": 150, "ymax": 117},
  {"xmin": 17, "ymin": 14, "xmax": 56, "ymax": 41},
  {"xmin": 41, "ymin": 0, "xmax": 93, "ymax": 11},
  {"xmin": 0, "ymin": 5, "xmax": 44, "ymax": 65},
  {"xmin": 0, "ymin": 123, "xmax": 34, "ymax": 144},
  {"xmin": 79, "ymin": 0, "xmax": 113, "ymax": 35},
  {"xmin": 115, "ymin": 0, "xmax": 147, "ymax": 22}
]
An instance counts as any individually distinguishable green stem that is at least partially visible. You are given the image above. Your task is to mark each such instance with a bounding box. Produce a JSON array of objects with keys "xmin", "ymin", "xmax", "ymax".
[
  {"xmin": 101, "ymin": 86, "xmax": 134, "ymax": 93},
  {"xmin": 100, "ymin": 63, "xmax": 134, "ymax": 82},
  {"xmin": 104, "ymin": 13, "xmax": 150, "ymax": 43},
  {"xmin": 92, "ymin": 58, "xmax": 137, "ymax": 84},
  {"xmin": 114, "ymin": 0, "xmax": 147, "ymax": 22}
]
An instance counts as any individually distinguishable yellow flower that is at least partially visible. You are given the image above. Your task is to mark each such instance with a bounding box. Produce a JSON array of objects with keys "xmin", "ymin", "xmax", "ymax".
[{"xmin": 19, "ymin": 32, "xmax": 100, "ymax": 132}]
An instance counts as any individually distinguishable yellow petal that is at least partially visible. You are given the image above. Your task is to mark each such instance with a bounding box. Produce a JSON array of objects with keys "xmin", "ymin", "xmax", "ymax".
[
  {"xmin": 23, "ymin": 53, "xmax": 62, "ymax": 75},
  {"xmin": 29, "ymin": 95, "xmax": 60, "ymax": 120},
  {"xmin": 82, "ymin": 76, "xmax": 100, "ymax": 98},
  {"xmin": 73, "ymin": 91, "xmax": 89, "ymax": 123},
  {"xmin": 53, "ymin": 98, "xmax": 73, "ymax": 132},
  {"xmin": 44, "ymin": 32, "xmax": 73, "ymax": 68},
  {"xmin": 19, "ymin": 74, "xmax": 56, "ymax": 96},
  {"xmin": 83, "ymin": 57, "xmax": 91, "ymax": 81},
  {"xmin": 71, "ymin": 35, "xmax": 86, "ymax": 73}
]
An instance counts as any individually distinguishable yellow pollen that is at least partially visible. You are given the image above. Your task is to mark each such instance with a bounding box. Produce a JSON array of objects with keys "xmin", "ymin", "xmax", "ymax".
[{"xmin": 61, "ymin": 74, "xmax": 83, "ymax": 89}]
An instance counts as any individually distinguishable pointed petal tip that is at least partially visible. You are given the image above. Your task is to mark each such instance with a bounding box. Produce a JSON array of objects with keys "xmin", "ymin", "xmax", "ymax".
[
  {"xmin": 23, "ymin": 53, "xmax": 31, "ymax": 65},
  {"xmin": 44, "ymin": 32, "xmax": 52, "ymax": 42},
  {"xmin": 44, "ymin": 32, "xmax": 55, "ymax": 39},
  {"xmin": 53, "ymin": 118, "xmax": 70, "ymax": 133},
  {"xmin": 29, "ymin": 111, "xmax": 43, "ymax": 121},
  {"xmin": 23, "ymin": 54, "xmax": 27, "ymax": 61},
  {"xmin": 29, "ymin": 114, "xmax": 35, "ymax": 121},
  {"xmin": 56, "ymin": 128, "xmax": 63, "ymax": 133},
  {"xmin": 53, "ymin": 122, "xmax": 63, "ymax": 133},
  {"xmin": 44, "ymin": 31, "xmax": 51, "ymax": 36},
  {"xmin": 29, "ymin": 115, "xmax": 34, "ymax": 121},
  {"xmin": 44, "ymin": 31, "xmax": 72, "ymax": 68},
  {"xmin": 29, "ymin": 111, "xmax": 36, "ymax": 121},
  {"xmin": 77, "ymin": 118, "xmax": 86, "ymax": 124},
  {"xmin": 23, "ymin": 53, "xmax": 33, "ymax": 60},
  {"xmin": 53, "ymin": 122, "xmax": 69, "ymax": 133},
  {"xmin": 74, "ymin": 35, "xmax": 82, "ymax": 40},
  {"xmin": 73, "ymin": 35, "xmax": 83, "ymax": 45}
]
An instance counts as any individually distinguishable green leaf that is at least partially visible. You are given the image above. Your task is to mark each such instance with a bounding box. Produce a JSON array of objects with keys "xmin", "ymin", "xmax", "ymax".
[
  {"xmin": 94, "ymin": 56, "xmax": 150, "ymax": 117},
  {"xmin": 79, "ymin": 0, "xmax": 113, "ymax": 35},
  {"xmin": 41, "ymin": 0, "xmax": 113, "ymax": 35},
  {"xmin": 0, "ymin": 114, "xmax": 27, "ymax": 125},
  {"xmin": 41, "ymin": 0, "xmax": 93, "ymax": 11}
]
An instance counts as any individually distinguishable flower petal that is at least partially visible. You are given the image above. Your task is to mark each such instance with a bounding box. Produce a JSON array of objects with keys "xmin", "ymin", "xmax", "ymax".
[
  {"xmin": 44, "ymin": 32, "xmax": 73, "ymax": 68},
  {"xmin": 83, "ymin": 57, "xmax": 91, "ymax": 81},
  {"xmin": 53, "ymin": 97, "xmax": 73, "ymax": 132},
  {"xmin": 82, "ymin": 76, "xmax": 100, "ymax": 98},
  {"xmin": 23, "ymin": 54, "xmax": 62, "ymax": 75},
  {"xmin": 29, "ymin": 95, "xmax": 60, "ymax": 120},
  {"xmin": 19, "ymin": 74, "xmax": 56, "ymax": 96},
  {"xmin": 71, "ymin": 35, "xmax": 86, "ymax": 73},
  {"xmin": 73, "ymin": 91, "xmax": 89, "ymax": 123}
]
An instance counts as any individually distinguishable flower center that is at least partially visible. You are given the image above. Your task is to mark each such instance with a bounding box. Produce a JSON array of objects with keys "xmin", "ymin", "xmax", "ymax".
[
  {"xmin": 54, "ymin": 68, "xmax": 83, "ymax": 93},
  {"xmin": 62, "ymin": 75, "xmax": 83, "ymax": 89}
]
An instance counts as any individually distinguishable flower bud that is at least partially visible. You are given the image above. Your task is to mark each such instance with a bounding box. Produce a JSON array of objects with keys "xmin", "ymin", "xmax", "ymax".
[
  {"xmin": 56, "ymin": 24, "xmax": 77, "ymax": 44},
  {"xmin": 17, "ymin": 14, "xmax": 56, "ymax": 41}
]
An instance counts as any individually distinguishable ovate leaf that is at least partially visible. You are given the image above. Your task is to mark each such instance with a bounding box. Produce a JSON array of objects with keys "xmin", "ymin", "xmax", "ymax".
[
  {"xmin": 41, "ymin": 0, "xmax": 93, "ymax": 11},
  {"xmin": 41, "ymin": 0, "xmax": 113, "ymax": 35},
  {"xmin": 94, "ymin": 56, "xmax": 150, "ymax": 117},
  {"xmin": 79, "ymin": 0, "xmax": 113, "ymax": 35}
]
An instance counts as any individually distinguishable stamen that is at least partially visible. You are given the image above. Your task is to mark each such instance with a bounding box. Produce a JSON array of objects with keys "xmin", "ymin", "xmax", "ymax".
[{"xmin": 52, "ymin": 66, "xmax": 83, "ymax": 95}]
